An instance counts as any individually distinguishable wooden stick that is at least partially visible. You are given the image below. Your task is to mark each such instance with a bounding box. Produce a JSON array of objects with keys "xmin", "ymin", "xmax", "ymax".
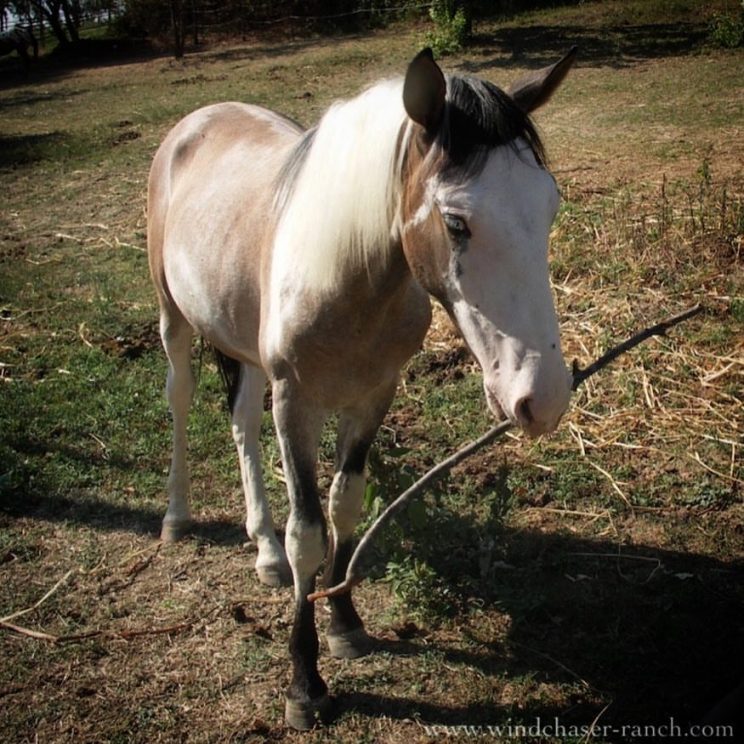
[
  {"xmin": 0, "ymin": 620, "xmax": 59, "ymax": 642},
  {"xmin": 0, "ymin": 617, "xmax": 201, "ymax": 645},
  {"xmin": 308, "ymin": 304, "xmax": 703, "ymax": 602},
  {"xmin": 570, "ymin": 304, "xmax": 703, "ymax": 390}
]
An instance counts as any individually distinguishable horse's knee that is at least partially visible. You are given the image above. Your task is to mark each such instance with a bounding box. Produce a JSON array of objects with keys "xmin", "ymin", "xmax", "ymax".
[
  {"xmin": 285, "ymin": 514, "xmax": 327, "ymax": 595},
  {"xmin": 329, "ymin": 472, "xmax": 365, "ymax": 540}
]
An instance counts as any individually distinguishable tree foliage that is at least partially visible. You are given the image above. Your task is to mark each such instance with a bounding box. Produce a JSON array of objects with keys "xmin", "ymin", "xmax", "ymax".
[
  {"xmin": 2, "ymin": 0, "xmax": 588, "ymax": 60},
  {"xmin": 3, "ymin": 1, "xmax": 88, "ymax": 46},
  {"xmin": 426, "ymin": 0, "xmax": 471, "ymax": 55}
]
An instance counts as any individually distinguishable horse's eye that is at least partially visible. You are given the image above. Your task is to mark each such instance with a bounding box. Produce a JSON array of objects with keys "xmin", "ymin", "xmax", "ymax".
[{"xmin": 442, "ymin": 213, "xmax": 471, "ymax": 239}]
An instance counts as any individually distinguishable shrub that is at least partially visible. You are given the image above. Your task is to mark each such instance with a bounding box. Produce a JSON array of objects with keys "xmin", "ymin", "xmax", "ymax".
[
  {"xmin": 426, "ymin": 0, "xmax": 470, "ymax": 56},
  {"xmin": 708, "ymin": 4, "xmax": 744, "ymax": 48}
]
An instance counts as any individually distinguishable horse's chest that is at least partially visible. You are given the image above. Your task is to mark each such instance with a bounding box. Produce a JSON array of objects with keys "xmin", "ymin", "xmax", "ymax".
[{"xmin": 267, "ymin": 285, "xmax": 431, "ymax": 408}]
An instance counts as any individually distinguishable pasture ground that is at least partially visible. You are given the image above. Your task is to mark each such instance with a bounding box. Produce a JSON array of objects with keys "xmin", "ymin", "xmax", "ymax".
[{"xmin": 1, "ymin": 1, "xmax": 742, "ymax": 741}]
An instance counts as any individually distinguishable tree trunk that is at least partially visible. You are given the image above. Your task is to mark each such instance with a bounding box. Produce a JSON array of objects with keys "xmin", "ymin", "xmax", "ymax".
[
  {"xmin": 60, "ymin": 0, "xmax": 80, "ymax": 43},
  {"xmin": 33, "ymin": 0, "xmax": 71, "ymax": 48},
  {"xmin": 170, "ymin": 0, "xmax": 185, "ymax": 58},
  {"xmin": 190, "ymin": 0, "xmax": 199, "ymax": 46}
]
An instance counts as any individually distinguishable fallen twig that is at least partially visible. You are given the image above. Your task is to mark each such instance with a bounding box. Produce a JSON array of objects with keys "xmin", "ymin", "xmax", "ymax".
[
  {"xmin": 510, "ymin": 639, "xmax": 593, "ymax": 689},
  {"xmin": 0, "ymin": 620, "xmax": 59, "ymax": 642},
  {"xmin": 1, "ymin": 615, "xmax": 203, "ymax": 645},
  {"xmin": 585, "ymin": 459, "xmax": 632, "ymax": 510},
  {"xmin": 0, "ymin": 569, "xmax": 75, "ymax": 625},
  {"xmin": 569, "ymin": 304, "xmax": 703, "ymax": 391},
  {"xmin": 0, "ymin": 551, "xmax": 208, "ymax": 644},
  {"xmin": 308, "ymin": 304, "xmax": 703, "ymax": 602}
]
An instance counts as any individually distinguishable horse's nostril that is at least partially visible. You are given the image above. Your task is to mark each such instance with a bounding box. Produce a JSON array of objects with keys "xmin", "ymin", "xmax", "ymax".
[{"xmin": 516, "ymin": 397, "xmax": 534, "ymax": 426}]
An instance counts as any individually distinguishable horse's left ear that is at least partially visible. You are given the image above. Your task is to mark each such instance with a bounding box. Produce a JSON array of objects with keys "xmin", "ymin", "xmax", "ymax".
[
  {"xmin": 508, "ymin": 46, "xmax": 578, "ymax": 113},
  {"xmin": 403, "ymin": 48, "xmax": 446, "ymax": 133}
]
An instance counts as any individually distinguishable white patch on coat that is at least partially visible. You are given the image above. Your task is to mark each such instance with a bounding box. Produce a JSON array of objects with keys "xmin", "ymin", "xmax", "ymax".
[
  {"xmin": 285, "ymin": 515, "xmax": 327, "ymax": 601},
  {"xmin": 328, "ymin": 472, "xmax": 366, "ymax": 542},
  {"xmin": 231, "ymin": 364, "xmax": 288, "ymax": 576}
]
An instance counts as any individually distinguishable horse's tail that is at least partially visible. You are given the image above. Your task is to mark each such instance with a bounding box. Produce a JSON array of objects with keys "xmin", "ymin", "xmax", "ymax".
[{"xmin": 213, "ymin": 348, "xmax": 242, "ymax": 415}]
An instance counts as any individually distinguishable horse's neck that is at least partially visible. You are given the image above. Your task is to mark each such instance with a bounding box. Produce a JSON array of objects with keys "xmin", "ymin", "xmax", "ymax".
[
  {"xmin": 312, "ymin": 240, "xmax": 419, "ymax": 322},
  {"xmin": 276, "ymin": 238, "xmax": 429, "ymax": 351}
]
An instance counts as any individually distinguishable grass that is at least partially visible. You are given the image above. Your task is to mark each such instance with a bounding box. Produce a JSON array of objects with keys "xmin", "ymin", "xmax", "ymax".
[{"xmin": 1, "ymin": 1, "xmax": 743, "ymax": 741}]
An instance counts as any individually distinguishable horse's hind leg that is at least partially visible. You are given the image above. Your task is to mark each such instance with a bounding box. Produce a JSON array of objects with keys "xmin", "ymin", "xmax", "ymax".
[
  {"xmin": 231, "ymin": 363, "xmax": 291, "ymax": 587},
  {"xmin": 160, "ymin": 309, "xmax": 196, "ymax": 542},
  {"xmin": 325, "ymin": 381, "xmax": 397, "ymax": 659}
]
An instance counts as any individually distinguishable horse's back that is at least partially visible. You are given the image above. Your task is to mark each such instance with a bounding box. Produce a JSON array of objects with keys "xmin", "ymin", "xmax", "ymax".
[
  {"xmin": 152, "ymin": 102, "xmax": 301, "ymax": 195},
  {"xmin": 149, "ymin": 102, "xmax": 302, "ymax": 363}
]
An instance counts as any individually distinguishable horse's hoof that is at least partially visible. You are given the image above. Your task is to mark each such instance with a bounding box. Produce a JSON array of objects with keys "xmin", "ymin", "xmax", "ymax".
[
  {"xmin": 284, "ymin": 693, "xmax": 332, "ymax": 730},
  {"xmin": 326, "ymin": 626, "xmax": 374, "ymax": 659},
  {"xmin": 255, "ymin": 561, "xmax": 292, "ymax": 588},
  {"xmin": 160, "ymin": 519, "xmax": 192, "ymax": 543}
]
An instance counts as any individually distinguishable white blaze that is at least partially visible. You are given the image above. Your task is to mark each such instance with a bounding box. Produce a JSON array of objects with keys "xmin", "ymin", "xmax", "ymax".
[{"xmin": 437, "ymin": 141, "xmax": 571, "ymax": 436}]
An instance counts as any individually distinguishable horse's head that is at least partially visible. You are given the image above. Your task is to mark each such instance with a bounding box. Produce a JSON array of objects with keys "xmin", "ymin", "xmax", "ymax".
[{"xmin": 399, "ymin": 49, "xmax": 576, "ymax": 438}]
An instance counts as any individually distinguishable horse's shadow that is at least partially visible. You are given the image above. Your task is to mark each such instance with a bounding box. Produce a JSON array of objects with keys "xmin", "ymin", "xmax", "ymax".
[
  {"xmin": 339, "ymin": 500, "xmax": 743, "ymax": 738},
  {"xmin": 2, "ymin": 445, "xmax": 741, "ymax": 737},
  {"xmin": 0, "ymin": 440, "xmax": 247, "ymax": 546}
]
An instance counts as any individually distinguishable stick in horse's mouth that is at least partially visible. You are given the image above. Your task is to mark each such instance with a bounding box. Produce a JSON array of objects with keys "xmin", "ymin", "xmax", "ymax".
[{"xmin": 308, "ymin": 304, "xmax": 703, "ymax": 603}]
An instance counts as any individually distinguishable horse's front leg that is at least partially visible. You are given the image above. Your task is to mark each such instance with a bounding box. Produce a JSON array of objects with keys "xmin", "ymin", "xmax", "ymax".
[
  {"xmin": 325, "ymin": 382, "xmax": 397, "ymax": 659},
  {"xmin": 272, "ymin": 379, "xmax": 331, "ymax": 730}
]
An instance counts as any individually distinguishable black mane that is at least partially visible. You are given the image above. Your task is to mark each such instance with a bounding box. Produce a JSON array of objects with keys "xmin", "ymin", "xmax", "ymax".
[{"xmin": 437, "ymin": 75, "xmax": 546, "ymax": 176}]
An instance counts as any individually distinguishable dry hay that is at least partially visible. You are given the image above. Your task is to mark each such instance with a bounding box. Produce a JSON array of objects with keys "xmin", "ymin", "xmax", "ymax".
[{"xmin": 424, "ymin": 173, "xmax": 743, "ymax": 514}]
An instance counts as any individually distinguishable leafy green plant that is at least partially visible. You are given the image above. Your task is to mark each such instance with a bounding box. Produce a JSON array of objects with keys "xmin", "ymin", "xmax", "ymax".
[
  {"xmin": 385, "ymin": 554, "xmax": 455, "ymax": 622},
  {"xmin": 425, "ymin": 0, "xmax": 470, "ymax": 56},
  {"xmin": 708, "ymin": 5, "xmax": 744, "ymax": 48}
]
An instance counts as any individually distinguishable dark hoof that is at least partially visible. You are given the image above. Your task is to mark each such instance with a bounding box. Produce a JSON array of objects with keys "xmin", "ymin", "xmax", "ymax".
[
  {"xmin": 326, "ymin": 626, "xmax": 375, "ymax": 659},
  {"xmin": 284, "ymin": 693, "xmax": 333, "ymax": 730},
  {"xmin": 160, "ymin": 518, "xmax": 192, "ymax": 543}
]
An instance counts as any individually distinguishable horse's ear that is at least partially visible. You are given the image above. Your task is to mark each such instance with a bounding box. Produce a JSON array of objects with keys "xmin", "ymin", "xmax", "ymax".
[
  {"xmin": 403, "ymin": 48, "xmax": 446, "ymax": 133},
  {"xmin": 508, "ymin": 46, "xmax": 578, "ymax": 113}
]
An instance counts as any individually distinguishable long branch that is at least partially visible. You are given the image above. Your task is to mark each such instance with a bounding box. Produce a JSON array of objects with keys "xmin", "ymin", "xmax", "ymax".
[
  {"xmin": 570, "ymin": 304, "xmax": 703, "ymax": 390},
  {"xmin": 308, "ymin": 304, "xmax": 703, "ymax": 602}
]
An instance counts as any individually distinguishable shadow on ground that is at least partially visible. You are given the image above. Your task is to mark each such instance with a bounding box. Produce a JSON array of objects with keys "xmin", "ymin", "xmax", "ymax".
[
  {"xmin": 0, "ymin": 441, "xmax": 246, "ymax": 546},
  {"xmin": 462, "ymin": 21, "xmax": 709, "ymax": 72},
  {"xmin": 3, "ymin": 459, "xmax": 741, "ymax": 739},
  {"xmin": 338, "ymin": 515, "xmax": 743, "ymax": 739}
]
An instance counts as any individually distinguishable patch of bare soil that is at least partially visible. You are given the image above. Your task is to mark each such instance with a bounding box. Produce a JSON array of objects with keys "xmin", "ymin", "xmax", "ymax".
[{"xmin": 98, "ymin": 321, "xmax": 161, "ymax": 360}]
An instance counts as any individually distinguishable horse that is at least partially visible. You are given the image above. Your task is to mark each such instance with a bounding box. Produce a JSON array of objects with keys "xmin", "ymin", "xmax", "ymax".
[
  {"xmin": 0, "ymin": 26, "xmax": 38, "ymax": 71},
  {"xmin": 148, "ymin": 47, "xmax": 576, "ymax": 729}
]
